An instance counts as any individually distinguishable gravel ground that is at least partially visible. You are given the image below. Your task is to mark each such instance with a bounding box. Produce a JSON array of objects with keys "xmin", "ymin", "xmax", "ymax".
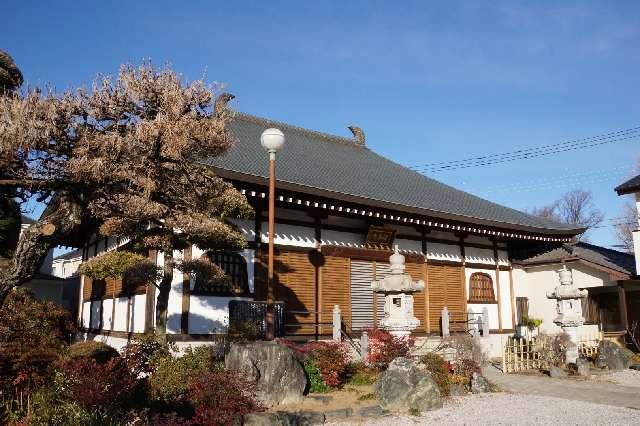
[
  {"xmin": 606, "ymin": 369, "xmax": 640, "ymax": 388},
  {"xmin": 328, "ymin": 393, "xmax": 640, "ymax": 425}
]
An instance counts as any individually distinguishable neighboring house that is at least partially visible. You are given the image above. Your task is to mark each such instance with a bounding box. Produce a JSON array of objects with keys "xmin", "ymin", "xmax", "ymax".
[
  {"xmin": 612, "ymin": 174, "xmax": 640, "ymax": 333},
  {"xmin": 19, "ymin": 216, "xmax": 81, "ymax": 315},
  {"xmin": 77, "ymin": 111, "xmax": 591, "ymax": 351},
  {"xmin": 512, "ymin": 242, "xmax": 635, "ymax": 338}
]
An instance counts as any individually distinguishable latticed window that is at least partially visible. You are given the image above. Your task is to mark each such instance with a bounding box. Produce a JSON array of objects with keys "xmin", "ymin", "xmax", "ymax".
[
  {"xmin": 468, "ymin": 273, "xmax": 495, "ymax": 303},
  {"xmin": 90, "ymin": 278, "xmax": 106, "ymax": 300},
  {"xmin": 192, "ymin": 251, "xmax": 248, "ymax": 296}
]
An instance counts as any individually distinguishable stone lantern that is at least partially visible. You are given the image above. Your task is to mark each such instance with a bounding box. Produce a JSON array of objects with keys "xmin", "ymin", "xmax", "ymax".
[
  {"xmin": 546, "ymin": 264, "xmax": 588, "ymax": 364},
  {"xmin": 371, "ymin": 246, "xmax": 425, "ymax": 337}
]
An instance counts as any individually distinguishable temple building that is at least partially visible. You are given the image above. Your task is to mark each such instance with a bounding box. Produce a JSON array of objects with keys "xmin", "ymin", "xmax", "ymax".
[{"xmin": 78, "ymin": 111, "xmax": 610, "ymax": 349}]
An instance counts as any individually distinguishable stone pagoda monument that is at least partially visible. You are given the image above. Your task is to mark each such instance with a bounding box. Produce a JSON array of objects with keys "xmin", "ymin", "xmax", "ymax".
[
  {"xmin": 546, "ymin": 264, "xmax": 588, "ymax": 364},
  {"xmin": 371, "ymin": 246, "xmax": 425, "ymax": 337}
]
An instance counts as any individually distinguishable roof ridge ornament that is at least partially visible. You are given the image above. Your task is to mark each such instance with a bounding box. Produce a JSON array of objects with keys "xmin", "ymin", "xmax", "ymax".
[{"xmin": 348, "ymin": 125, "xmax": 366, "ymax": 146}]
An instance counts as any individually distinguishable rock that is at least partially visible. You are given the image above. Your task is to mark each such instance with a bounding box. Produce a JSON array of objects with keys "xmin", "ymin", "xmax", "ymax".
[
  {"xmin": 595, "ymin": 341, "xmax": 634, "ymax": 371},
  {"xmin": 324, "ymin": 408, "xmax": 353, "ymax": 418},
  {"xmin": 470, "ymin": 372, "xmax": 490, "ymax": 393},
  {"xmin": 449, "ymin": 383, "xmax": 466, "ymax": 396},
  {"xmin": 374, "ymin": 357, "xmax": 442, "ymax": 412},
  {"xmin": 358, "ymin": 405, "xmax": 391, "ymax": 417},
  {"xmin": 549, "ymin": 366, "xmax": 568, "ymax": 379},
  {"xmin": 225, "ymin": 341, "xmax": 306, "ymax": 406},
  {"xmin": 576, "ymin": 358, "xmax": 590, "ymax": 377},
  {"xmin": 243, "ymin": 411, "xmax": 324, "ymax": 426}
]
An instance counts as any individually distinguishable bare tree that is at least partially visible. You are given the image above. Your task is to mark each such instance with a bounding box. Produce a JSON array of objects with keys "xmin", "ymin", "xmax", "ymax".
[
  {"xmin": 0, "ymin": 62, "xmax": 252, "ymax": 337},
  {"xmin": 530, "ymin": 189, "xmax": 604, "ymax": 240},
  {"xmin": 613, "ymin": 202, "xmax": 637, "ymax": 253}
]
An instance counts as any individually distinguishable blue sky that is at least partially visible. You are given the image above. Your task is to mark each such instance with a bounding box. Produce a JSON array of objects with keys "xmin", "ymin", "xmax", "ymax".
[{"xmin": 4, "ymin": 1, "xmax": 640, "ymax": 248}]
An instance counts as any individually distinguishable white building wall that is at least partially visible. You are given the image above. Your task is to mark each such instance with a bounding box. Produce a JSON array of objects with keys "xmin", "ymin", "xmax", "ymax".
[
  {"xmin": 113, "ymin": 297, "xmax": 129, "ymax": 332},
  {"xmin": 464, "ymin": 247, "xmax": 494, "ymax": 265},
  {"xmin": 321, "ymin": 229, "xmax": 364, "ymax": 247},
  {"xmin": 262, "ymin": 223, "xmax": 317, "ymax": 248},
  {"xmin": 101, "ymin": 299, "xmax": 113, "ymax": 330},
  {"xmin": 499, "ymin": 269, "xmax": 513, "ymax": 330},
  {"xmin": 188, "ymin": 296, "xmax": 252, "ymax": 334},
  {"xmin": 426, "ymin": 242, "xmax": 461, "ymax": 262},
  {"xmin": 512, "ymin": 263, "xmax": 615, "ymax": 334},
  {"xmin": 131, "ymin": 294, "xmax": 146, "ymax": 333}
]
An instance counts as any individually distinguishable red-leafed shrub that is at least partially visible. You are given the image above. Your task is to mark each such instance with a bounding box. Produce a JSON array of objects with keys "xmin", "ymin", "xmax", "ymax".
[
  {"xmin": 121, "ymin": 334, "xmax": 170, "ymax": 376},
  {"xmin": 301, "ymin": 341, "xmax": 350, "ymax": 388},
  {"xmin": 0, "ymin": 288, "xmax": 75, "ymax": 399},
  {"xmin": 188, "ymin": 370, "xmax": 263, "ymax": 426},
  {"xmin": 58, "ymin": 356, "xmax": 137, "ymax": 411},
  {"xmin": 366, "ymin": 328, "xmax": 414, "ymax": 369}
]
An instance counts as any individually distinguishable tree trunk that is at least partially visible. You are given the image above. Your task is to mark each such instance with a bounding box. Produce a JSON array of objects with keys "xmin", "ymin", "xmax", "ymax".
[
  {"xmin": 0, "ymin": 195, "xmax": 83, "ymax": 306},
  {"xmin": 155, "ymin": 250, "xmax": 174, "ymax": 341}
]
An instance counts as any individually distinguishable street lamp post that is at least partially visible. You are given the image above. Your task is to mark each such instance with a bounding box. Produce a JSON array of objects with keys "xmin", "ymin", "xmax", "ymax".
[{"xmin": 260, "ymin": 128, "xmax": 285, "ymax": 340}]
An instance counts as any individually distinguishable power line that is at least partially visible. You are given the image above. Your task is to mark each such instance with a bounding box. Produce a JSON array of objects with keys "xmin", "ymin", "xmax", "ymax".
[
  {"xmin": 410, "ymin": 127, "xmax": 640, "ymax": 173},
  {"xmin": 461, "ymin": 165, "xmax": 631, "ymax": 194}
]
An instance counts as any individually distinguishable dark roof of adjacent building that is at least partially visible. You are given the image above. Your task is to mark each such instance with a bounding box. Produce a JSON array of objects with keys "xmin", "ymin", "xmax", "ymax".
[
  {"xmin": 516, "ymin": 242, "xmax": 635, "ymax": 276},
  {"xmin": 615, "ymin": 174, "xmax": 640, "ymax": 195},
  {"xmin": 20, "ymin": 214, "xmax": 35, "ymax": 225},
  {"xmin": 204, "ymin": 112, "xmax": 583, "ymax": 236}
]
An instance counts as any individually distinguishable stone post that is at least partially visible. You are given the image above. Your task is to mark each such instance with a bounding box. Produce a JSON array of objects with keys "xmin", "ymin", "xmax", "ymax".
[
  {"xmin": 332, "ymin": 304, "xmax": 341, "ymax": 341},
  {"xmin": 442, "ymin": 306, "xmax": 450, "ymax": 337},
  {"xmin": 360, "ymin": 331, "xmax": 369, "ymax": 360}
]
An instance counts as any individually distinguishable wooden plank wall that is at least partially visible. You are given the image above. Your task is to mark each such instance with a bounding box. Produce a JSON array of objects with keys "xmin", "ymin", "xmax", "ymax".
[
  {"xmin": 426, "ymin": 264, "xmax": 466, "ymax": 332},
  {"xmin": 320, "ymin": 255, "xmax": 351, "ymax": 334},
  {"xmin": 405, "ymin": 262, "xmax": 427, "ymax": 333}
]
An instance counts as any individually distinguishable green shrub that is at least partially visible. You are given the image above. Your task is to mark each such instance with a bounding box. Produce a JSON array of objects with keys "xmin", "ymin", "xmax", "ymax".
[
  {"xmin": 408, "ymin": 407, "xmax": 421, "ymax": 416},
  {"xmin": 420, "ymin": 353, "xmax": 450, "ymax": 396},
  {"xmin": 121, "ymin": 334, "xmax": 171, "ymax": 375},
  {"xmin": 301, "ymin": 341, "xmax": 350, "ymax": 388},
  {"xmin": 148, "ymin": 345, "xmax": 220, "ymax": 402},
  {"xmin": 303, "ymin": 359, "xmax": 331, "ymax": 393},
  {"xmin": 66, "ymin": 341, "xmax": 119, "ymax": 364},
  {"xmin": 345, "ymin": 361, "xmax": 378, "ymax": 385}
]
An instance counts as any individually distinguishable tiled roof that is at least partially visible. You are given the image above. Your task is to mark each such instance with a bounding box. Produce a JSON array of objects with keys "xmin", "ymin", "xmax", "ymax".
[
  {"xmin": 517, "ymin": 242, "xmax": 635, "ymax": 276},
  {"xmin": 615, "ymin": 174, "xmax": 640, "ymax": 195},
  {"xmin": 204, "ymin": 112, "xmax": 583, "ymax": 236}
]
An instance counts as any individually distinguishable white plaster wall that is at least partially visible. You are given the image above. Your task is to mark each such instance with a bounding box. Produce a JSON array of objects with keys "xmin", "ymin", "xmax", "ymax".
[
  {"xmin": 321, "ymin": 229, "xmax": 365, "ymax": 247},
  {"xmin": 113, "ymin": 297, "xmax": 129, "ymax": 332},
  {"xmin": 395, "ymin": 238, "xmax": 422, "ymax": 254},
  {"xmin": 166, "ymin": 250, "xmax": 185, "ymax": 335},
  {"xmin": 262, "ymin": 223, "xmax": 317, "ymax": 248},
  {"xmin": 131, "ymin": 294, "xmax": 146, "ymax": 333},
  {"xmin": 188, "ymin": 296, "xmax": 251, "ymax": 334},
  {"xmin": 82, "ymin": 301, "xmax": 91, "ymax": 328},
  {"xmin": 427, "ymin": 242, "xmax": 461, "ymax": 262},
  {"xmin": 83, "ymin": 333, "xmax": 129, "ymax": 352},
  {"xmin": 101, "ymin": 299, "xmax": 113, "ymax": 330},
  {"xmin": 512, "ymin": 263, "xmax": 614, "ymax": 334},
  {"xmin": 465, "ymin": 247, "xmax": 494, "ymax": 265},
  {"xmin": 464, "ymin": 267, "xmax": 499, "ymax": 329},
  {"xmin": 497, "ymin": 250, "xmax": 509, "ymax": 266},
  {"xmin": 227, "ymin": 218, "xmax": 256, "ymax": 242},
  {"xmin": 499, "ymin": 270, "xmax": 513, "ymax": 330}
]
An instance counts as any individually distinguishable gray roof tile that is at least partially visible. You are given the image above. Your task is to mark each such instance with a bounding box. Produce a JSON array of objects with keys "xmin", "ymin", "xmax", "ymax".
[{"xmin": 204, "ymin": 112, "xmax": 583, "ymax": 235}]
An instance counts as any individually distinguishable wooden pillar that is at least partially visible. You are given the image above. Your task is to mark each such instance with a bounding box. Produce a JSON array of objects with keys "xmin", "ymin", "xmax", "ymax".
[
  {"xmin": 181, "ymin": 245, "xmax": 192, "ymax": 334},
  {"xmin": 618, "ymin": 281, "xmax": 629, "ymax": 331},
  {"xmin": 422, "ymin": 229, "xmax": 430, "ymax": 333},
  {"xmin": 459, "ymin": 234, "xmax": 468, "ymax": 320},
  {"xmin": 110, "ymin": 278, "xmax": 116, "ymax": 332},
  {"xmin": 509, "ymin": 267, "xmax": 516, "ymax": 330},
  {"xmin": 145, "ymin": 250, "xmax": 157, "ymax": 333},
  {"xmin": 493, "ymin": 240, "xmax": 503, "ymax": 331},
  {"xmin": 314, "ymin": 216, "xmax": 322, "ymax": 338}
]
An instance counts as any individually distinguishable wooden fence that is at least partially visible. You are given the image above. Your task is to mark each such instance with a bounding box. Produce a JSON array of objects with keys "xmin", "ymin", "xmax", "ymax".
[
  {"xmin": 502, "ymin": 331, "xmax": 602, "ymax": 373},
  {"xmin": 502, "ymin": 336, "xmax": 543, "ymax": 373}
]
